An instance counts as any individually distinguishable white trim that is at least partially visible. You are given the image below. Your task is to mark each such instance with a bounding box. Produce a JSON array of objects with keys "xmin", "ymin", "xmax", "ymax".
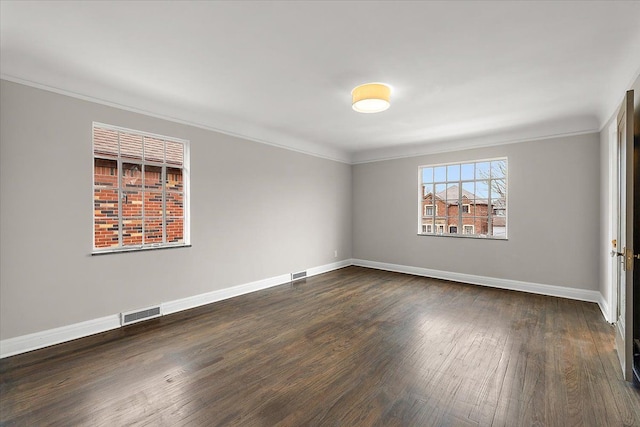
[
  {"xmin": 352, "ymin": 129, "xmax": 598, "ymax": 164},
  {"xmin": 306, "ymin": 259, "xmax": 352, "ymax": 277},
  {"xmin": 608, "ymin": 118, "xmax": 618, "ymax": 324},
  {"xmin": 351, "ymin": 259, "xmax": 607, "ymax": 315},
  {"xmin": 0, "ymin": 260, "xmax": 350, "ymax": 358},
  {"xmin": 0, "ymin": 315, "xmax": 120, "ymax": 359},
  {"xmin": 598, "ymin": 292, "xmax": 612, "ymax": 324},
  {"xmin": 1, "ymin": 75, "xmax": 351, "ymax": 164},
  {"xmin": 1, "ymin": 258, "xmax": 611, "ymax": 358},
  {"xmin": 161, "ymin": 273, "xmax": 291, "ymax": 315}
]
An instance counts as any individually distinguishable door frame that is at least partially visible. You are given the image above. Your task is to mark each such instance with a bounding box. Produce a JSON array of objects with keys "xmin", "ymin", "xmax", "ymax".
[
  {"xmin": 608, "ymin": 119, "xmax": 618, "ymax": 324},
  {"xmin": 614, "ymin": 90, "xmax": 634, "ymax": 381}
]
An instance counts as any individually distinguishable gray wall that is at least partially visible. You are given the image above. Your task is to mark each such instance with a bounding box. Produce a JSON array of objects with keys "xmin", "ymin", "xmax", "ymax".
[
  {"xmin": 353, "ymin": 133, "xmax": 601, "ymax": 290},
  {"xmin": 0, "ymin": 80, "xmax": 352, "ymax": 340}
]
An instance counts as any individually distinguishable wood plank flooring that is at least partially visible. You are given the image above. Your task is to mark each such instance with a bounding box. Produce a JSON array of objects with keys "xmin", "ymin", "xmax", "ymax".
[{"xmin": 1, "ymin": 266, "xmax": 639, "ymax": 426}]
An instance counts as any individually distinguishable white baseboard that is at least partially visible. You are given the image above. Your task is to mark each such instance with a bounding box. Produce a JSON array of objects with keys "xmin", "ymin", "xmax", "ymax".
[
  {"xmin": 0, "ymin": 259, "xmax": 351, "ymax": 359},
  {"xmin": 1, "ymin": 258, "xmax": 608, "ymax": 358},
  {"xmin": 597, "ymin": 293, "xmax": 613, "ymax": 324},
  {"xmin": 352, "ymin": 259, "xmax": 607, "ymax": 317},
  {"xmin": 0, "ymin": 315, "xmax": 121, "ymax": 359},
  {"xmin": 161, "ymin": 273, "xmax": 292, "ymax": 316},
  {"xmin": 306, "ymin": 259, "xmax": 352, "ymax": 278}
]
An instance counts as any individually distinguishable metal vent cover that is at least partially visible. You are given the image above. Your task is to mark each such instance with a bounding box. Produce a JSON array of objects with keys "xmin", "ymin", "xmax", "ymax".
[
  {"xmin": 121, "ymin": 306, "xmax": 161, "ymax": 326},
  {"xmin": 291, "ymin": 271, "xmax": 307, "ymax": 282}
]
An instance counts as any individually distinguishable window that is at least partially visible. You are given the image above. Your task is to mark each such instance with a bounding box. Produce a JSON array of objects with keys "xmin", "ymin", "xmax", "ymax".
[
  {"xmin": 418, "ymin": 158, "xmax": 507, "ymax": 239},
  {"xmin": 93, "ymin": 123, "xmax": 189, "ymax": 252},
  {"xmin": 424, "ymin": 205, "xmax": 434, "ymax": 216}
]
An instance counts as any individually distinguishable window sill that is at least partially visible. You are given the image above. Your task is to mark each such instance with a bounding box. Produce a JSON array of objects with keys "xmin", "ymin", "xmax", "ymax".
[
  {"xmin": 92, "ymin": 243, "xmax": 191, "ymax": 256},
  {"xmin": 417, "ymin": 233, "xmax": 508, "ymax": 241}
]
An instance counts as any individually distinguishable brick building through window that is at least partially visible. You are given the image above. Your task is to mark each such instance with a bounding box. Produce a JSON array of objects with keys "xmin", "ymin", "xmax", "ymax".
[{"xmin": 93, "ymin": 124, "xmax": 189, "ymax": 251}]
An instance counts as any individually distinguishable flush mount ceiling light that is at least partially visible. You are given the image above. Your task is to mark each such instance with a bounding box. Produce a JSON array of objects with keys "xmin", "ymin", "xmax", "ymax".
[{"xmin": 351, "ymin": 83, "xmax": 391, "ymax": 113}]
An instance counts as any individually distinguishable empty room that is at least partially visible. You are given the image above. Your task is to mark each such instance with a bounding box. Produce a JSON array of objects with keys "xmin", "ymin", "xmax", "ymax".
[{"xmin": 1, "ymin": 1, "xmax": 639, "ymax": 426}]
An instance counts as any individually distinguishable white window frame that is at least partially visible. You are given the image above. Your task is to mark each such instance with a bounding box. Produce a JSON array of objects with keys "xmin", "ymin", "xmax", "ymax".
[
  {"xmin": 463, "ymin": 224, "xmax": 474, "ymax": 235},
  {"xmin": 426, "ymin": 224, "xmax": 433, "ymax": 233},
  {"xmin": 418, "ymin": 157, "xmax": 508, "ymax": 239},
  {"xmin": 449, "ymin": 225, "xmax": 458, "ymax": 234},
  {"xmin": 462, "ymin": 204, "xmax": 470, "ymax": 214},
  {"xmin": 92, "ymin": 122, "xmax": 191, "ymax": 254}
]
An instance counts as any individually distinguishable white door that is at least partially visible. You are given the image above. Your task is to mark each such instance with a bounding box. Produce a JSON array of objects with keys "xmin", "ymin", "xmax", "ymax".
[{"xmin": 614, "ymin": 90, "xmax": 635, "ymax": 381}]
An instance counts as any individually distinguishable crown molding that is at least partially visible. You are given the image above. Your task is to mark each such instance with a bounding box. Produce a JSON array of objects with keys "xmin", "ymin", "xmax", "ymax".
[{"xmin": 0, "ymin": 75, "xmax": 352, "ymax": 165}]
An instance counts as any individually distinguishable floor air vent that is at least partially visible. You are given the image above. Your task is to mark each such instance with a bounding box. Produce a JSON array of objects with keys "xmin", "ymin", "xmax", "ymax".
[
  {"xmin": 291, "ymin": 271, "xmax": 307, "ymax": 282},
  {"xmin": 121, "ymin": 306, "xmax": 161, "ymax": 326}
]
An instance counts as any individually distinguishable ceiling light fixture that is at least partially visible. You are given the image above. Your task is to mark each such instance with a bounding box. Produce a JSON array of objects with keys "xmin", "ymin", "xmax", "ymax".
[{"xmin": 351, "ymin": 82, "xmax": 391, "ymax": 113}]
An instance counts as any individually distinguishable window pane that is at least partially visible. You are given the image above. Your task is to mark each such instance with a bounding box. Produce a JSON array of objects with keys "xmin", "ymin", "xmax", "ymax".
[
  {"xmin": 122, "ymin": 163, "xmax": 142, "ymax": 189},
  {"xmin": 491, "ymin": 179, "xmax": 506, "ymax": 199},
  {"xmin": 434, "ymin": 166, "xmax": 446, "ymax": 182},
  {"xmin": 94, "ymin": 189, "xmax": 118, "ymax": 219},
  {"xmin": 476, "ymin": 162, "xmax": 490, "ymax": 179},
  {"xmin": 166, "ymin": 192, "xmax": 183, "ymax": 217},
  {"xmin": 476, "ymin": 180, "xmax": 489, "ymax": 199},
  {"xmin": 462, "ymin": 181, "xmax": 474, "ymax": 199},
  {"xmin": 94, "ymin": 158, "xmax": 118, "ymax": 188},
  {"xmin": 422, "ymin": 183, "xmax": 432, "ymax": 199},
  {"xmin": 461, "ymin": 163, "xmax": 474, "ymax": 180},
  {"xmin": 166, "ymin": 167, "xmax": 183, "ymax": 192},
  {"xmin": 144, "ymin": 218, "xmax": 164, "ymax": 244},
  {"xmin": 422, "ymin": 167, "xmax": 433, "ymax": 184},
  {"xmin": 447, "ymin": 164, "xmax": 460, "ymax": 181},
  {"xmin": 492, "ymin": 214, "xmax": 507, "ymax": 237},
  {"xmin": 476, "ymin": 217, "xmax": 489, "ymax": 235},
  {"xmin": 144, "ymin": 192, "xmax": 163, "ymax": 217},
  {"xmin": 435, "ymin": 183, "xmax": 447, "ymax": 197},
  {"xmin": 474, "ymin": 201, "xmax": 488, "ymax": 217},
  {"xmin": 167, "ymin": 218, "xmax": 184, "ymax": 243},
  {"xmin": 144, "ymin": 136, "xmax": 164, "ymax": 162},
  {"xmin": 94, "ymin": 218, "xmax": 119, "ymax": 248},
  {"xmin": 491, "ymin": 160, "xmax": 506, "ymax": 178},
  {"xmin": 122, "ymin": 218, "xmax": 143, "ymax": 246},
  {"xmin": 166, "ymin": 141, "xmax": 184, "ymax": 166},
  {"xmin": 120, "ymin": 132, "xmax": 143, "ymax": 160},
  {"xmin": 445, "ymin": 184, "xmax": 458, "ymax": 206},
  {"xmin": 122, "ymin": 191, "xmax": 142, "ymax": 217},
  {"xmin": 144, "ymin": 165, "xmax": 162, "ymax": 190},
  {"xmin": 94, "ymin": 127, "xmax": 118, "ymax": 157}
]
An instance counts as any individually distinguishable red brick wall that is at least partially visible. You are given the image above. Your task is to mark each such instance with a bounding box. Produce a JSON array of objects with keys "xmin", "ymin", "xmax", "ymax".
[{"xmin": 93, "ymin": 157, "xmax": 184, "ymax": 248}]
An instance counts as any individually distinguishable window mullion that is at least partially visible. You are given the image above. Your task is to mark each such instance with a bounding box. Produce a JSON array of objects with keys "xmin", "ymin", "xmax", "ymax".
[
  {"xmin": 162, "ymin": 166, "xmax": 167, "ymax": 244},
  {"xmin": 488, "ymin": 178, "xmax": 493, "ymax": 236},
  {"xmin": 141, "ymin": 161, "xmax": 146, "ymax": 247},
  {"xmin": 117, "ymin": 132, "xmax": 123, "ymax": 248},
  {"xmin": 458, "ymin": 179, "xmax": 462, "ymax": 234}
]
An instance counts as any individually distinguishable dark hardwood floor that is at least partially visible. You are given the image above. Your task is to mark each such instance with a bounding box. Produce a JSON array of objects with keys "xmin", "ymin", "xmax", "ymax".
[{"xmin": 1, "ymin": 266, "xmax": 639, "ymax": 426}]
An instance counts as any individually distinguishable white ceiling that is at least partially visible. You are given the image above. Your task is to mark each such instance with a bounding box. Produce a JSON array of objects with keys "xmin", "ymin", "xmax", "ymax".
[{"xmin": 2, "ymin": 1, "xmax": 639, "ymax": 163}]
